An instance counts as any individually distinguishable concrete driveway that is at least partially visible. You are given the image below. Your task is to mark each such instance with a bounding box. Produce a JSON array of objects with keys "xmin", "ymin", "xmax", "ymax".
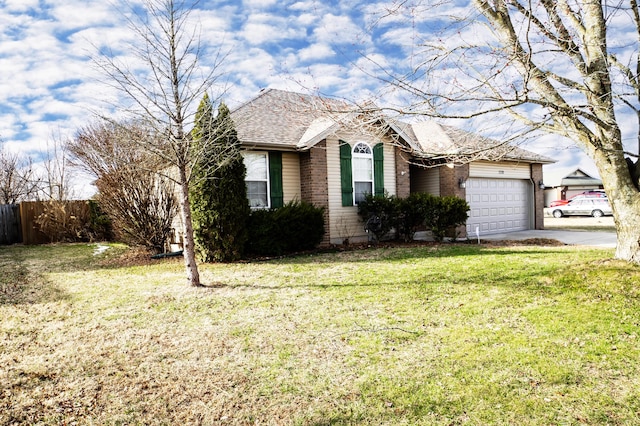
[
  {"xmin": 479, "ymin": 217, "xmax": 617, "ymax": 248},
  {"xmin": 480, "ymin": 229, "xmax": 617, "ymax": 248}
]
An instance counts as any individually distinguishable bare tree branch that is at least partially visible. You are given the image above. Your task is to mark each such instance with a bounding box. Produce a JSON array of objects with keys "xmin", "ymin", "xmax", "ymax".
[
  {"xmin": 0, "ymin": 141, "xmax": 40, "ymax": 204},
  {"xmin": 357, "ymin": 0, "xmax": 640, "ymax": 262},
  {"xmin": 93, "ymin": 0, "xmax": 230, "ymax": 286}
]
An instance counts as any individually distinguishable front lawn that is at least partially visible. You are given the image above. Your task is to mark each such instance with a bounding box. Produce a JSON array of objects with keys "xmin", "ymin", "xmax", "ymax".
[{"xmin": 1, "ymin": 243, "xmax": 639, "ymax": 425}]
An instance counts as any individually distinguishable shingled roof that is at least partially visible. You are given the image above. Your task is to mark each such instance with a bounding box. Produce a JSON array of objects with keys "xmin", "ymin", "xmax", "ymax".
[
  {"xmin": 544, "ymin": 168, "xmax": 602, "ymax": 187},
  {"xmin": 231, "ymin": 89, "xmax": 554, "ymax": 164},
  {"xmin": 406, "ymin": 121, "xmax": 555, "ymax": 164},
  {"xmin": 231, "ymin": 89, "xmax": 350, "ymax": 150}
]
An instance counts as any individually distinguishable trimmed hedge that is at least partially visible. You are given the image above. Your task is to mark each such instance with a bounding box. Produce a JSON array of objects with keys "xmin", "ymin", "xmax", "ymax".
[
  {"xmin": 357, "ymin": 193, "xmax": 470, "ymax": 242},
  {"xmin": 245, "ymin": 201, "xmax": 325, "ymax": 256}
]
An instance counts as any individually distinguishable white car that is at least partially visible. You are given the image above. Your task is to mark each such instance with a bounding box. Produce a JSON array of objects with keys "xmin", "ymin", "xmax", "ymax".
[{"xmin": 551, "ymin": 198, "xmax": 612, "ymax": 218}]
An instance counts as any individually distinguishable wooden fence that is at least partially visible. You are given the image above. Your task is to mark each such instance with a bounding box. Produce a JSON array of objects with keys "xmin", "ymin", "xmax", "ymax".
[
  {"xmin": 0, "ymin": 204, "xmax": 21, "ymax": 245},
  {"xmin": 0, "ymin": 201, "xmax": 94, "ymax": 245},
  {"xmin": 19, "ymin": 201, "xmax": 52, "ymax": 245}
]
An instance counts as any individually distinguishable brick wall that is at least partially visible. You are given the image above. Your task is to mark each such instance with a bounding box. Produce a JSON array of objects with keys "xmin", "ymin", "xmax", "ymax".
[
  {"xmin": 299, "ymin": 140, "xmax": 330, "ymax": 245},
  {"xmin": 299, "ymin": 150, "xmax": 311, "ymax": 204},
  {"xmin": 531, "ymin": 163, "xmax": 545, "ymax": 230},
  {"xmin": 395, "ymin": 147, "xmax": 411, "ymax": 198},
  {"xmin": 439, "ymin": 163, "xmax": 469, "ymax": 199}
]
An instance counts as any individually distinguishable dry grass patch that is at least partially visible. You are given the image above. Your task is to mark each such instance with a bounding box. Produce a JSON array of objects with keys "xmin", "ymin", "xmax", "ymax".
[{"xmin": 1, "ymin": 243, "xmax": 640, "ymax": 425}]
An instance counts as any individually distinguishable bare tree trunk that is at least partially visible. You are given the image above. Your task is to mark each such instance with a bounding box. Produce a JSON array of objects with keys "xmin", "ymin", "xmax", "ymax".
[
  {"xmin": 594, "ymin": 146, "xmax": 640, "ymax": 263},
  {"xmin": 612, "ymin": 200, "xmax": 640, "ymax": 263},
  {"xmin": 369, "ymin": 0, "xmax": 640, "ymax": 264},
  {"xmin": 93, "ymin": 0, "xmax": 227, "ymax": 285},
  {"xmin": 178, "ymin": 166, "xmax": 200, "ymax": 287}
]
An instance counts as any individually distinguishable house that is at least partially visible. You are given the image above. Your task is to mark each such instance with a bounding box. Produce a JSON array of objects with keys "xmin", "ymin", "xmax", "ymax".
[
  {"xmin": 231, "ymin": 88, "xmax": 554, "ymax": 244},
  {"xmin": 542, "ymin": 168, "xmax": 603, "ymax": 207}
]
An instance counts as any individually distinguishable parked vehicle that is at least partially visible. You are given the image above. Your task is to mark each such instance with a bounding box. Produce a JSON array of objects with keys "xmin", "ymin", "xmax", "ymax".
[
  {"xmin": 551, "ymin": 198, "xmax": 612, "ymax": 218},
  {"xmin": 549, "ymin": 190, "xmax": 607, "ymax": 207}
]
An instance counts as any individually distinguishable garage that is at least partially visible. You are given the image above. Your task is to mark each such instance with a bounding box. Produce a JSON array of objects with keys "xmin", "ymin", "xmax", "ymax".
[{"xmin": 465, "ymin": 178, "xmax": 531, "ymax": 235}]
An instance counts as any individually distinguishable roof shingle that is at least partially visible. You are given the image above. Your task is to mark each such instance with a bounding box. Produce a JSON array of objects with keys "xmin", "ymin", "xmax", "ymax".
[{"xmin": 231, "ymin": 89, "xmax": 555, "ymax": 164}]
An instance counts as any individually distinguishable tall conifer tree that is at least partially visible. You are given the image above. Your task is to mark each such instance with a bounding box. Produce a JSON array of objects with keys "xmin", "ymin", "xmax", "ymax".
[{"xmin": 191, "ymin": 95, "xmax": 249, "ymax": 262}]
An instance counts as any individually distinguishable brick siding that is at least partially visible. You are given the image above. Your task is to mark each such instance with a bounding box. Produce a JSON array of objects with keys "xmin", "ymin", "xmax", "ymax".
[
  {"xmin": 531, "ymin": 163, "xmax": 545, "ymax": 230},
  {"xmin": 395, "ymin": 147, "xmax": 411, "ymax": 198},
  {"xmin": 299, "ymin": 140, "xmax": 330, "ymax": 245}
]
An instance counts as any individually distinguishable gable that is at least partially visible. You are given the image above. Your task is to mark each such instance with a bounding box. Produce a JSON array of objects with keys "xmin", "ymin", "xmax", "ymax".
[
  {"xmin": 567, "ymin": 169, "xmax": 589, "ymax": 178},
  {"xmin": 232, "ymin": 89, "xmax": 348, "ymax": 150},
  {"xmin": 544, "ymin": 168, "xmax": 602, "ymax": 188}
]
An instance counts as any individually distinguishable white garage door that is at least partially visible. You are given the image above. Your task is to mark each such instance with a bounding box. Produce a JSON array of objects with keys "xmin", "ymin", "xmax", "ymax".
[{"xmin": 466, "ymin": 178, "xmax": 530, "ymax": 235}]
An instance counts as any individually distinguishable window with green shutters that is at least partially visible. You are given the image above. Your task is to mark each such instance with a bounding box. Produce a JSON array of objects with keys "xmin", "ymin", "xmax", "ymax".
[
  {"xmin": 242, "ymin": 151, "xmax": 284, "ymax": 209},
  {"xmin": 340, "ymin": 141, "xmax": 384, "ymax": 206},
  {"xmin": 352, "ymin": 142, "xmax": 374, "ymax": 204}
]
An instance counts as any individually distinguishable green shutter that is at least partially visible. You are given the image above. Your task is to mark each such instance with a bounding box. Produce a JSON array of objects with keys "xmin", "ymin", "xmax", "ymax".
[
  {"xmin": 373, "ymin": 143, "xmax": 384, "ymax": 196},
  {"xmin": 339, "ymin": 141, "xmax": 353, "ymax": 206},
  {"xmin": 269, "ymin": 151, "xmax": 283, "ymax": 208}
]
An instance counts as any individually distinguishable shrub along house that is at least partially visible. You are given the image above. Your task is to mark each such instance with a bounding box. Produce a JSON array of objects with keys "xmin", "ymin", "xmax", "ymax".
[{"xmin": 230, "ymin": 89, "xmax": 554, "ymax": 245}]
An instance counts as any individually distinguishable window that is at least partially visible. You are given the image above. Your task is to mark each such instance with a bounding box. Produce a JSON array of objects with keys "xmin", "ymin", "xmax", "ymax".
[
  {"xmin": 352, "ymin": 142, "xmax": 373, "ymax": 204},
  {"xmin": 339, "ymin": 140, "xmax": 384, "ymax": 207},
  {"xmin": 243, "ymin": 152, "xmax": 269, "ymax": 208}
]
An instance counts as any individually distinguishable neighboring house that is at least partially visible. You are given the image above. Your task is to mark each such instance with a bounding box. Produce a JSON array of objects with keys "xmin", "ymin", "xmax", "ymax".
[
  {"xmin": 228, "ymin": 89, "xmax": 554, "ymax": 244},
  {"xmin": 543, "ymin": 168, "xmax": 604, "ymax": 207}
]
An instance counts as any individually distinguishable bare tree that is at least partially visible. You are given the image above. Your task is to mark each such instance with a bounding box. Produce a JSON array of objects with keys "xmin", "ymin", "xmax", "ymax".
[
  {"xmin": 94, "ymin": 0, "xmax": 227, "ymax": 286},
  {"xmin": 68, "ymin": 120, "xmax": 177, "ymax": 253},
  {"xmin": 38, "ymin": 133, "xmax": 75, "ymax": 201},
  {"xmin": 359, "ymin": 0, "xmax": 640, "ymax": 263},
  {"xmin": 0, "ymin": 142, "xmax": 39, "ymax": 204}
]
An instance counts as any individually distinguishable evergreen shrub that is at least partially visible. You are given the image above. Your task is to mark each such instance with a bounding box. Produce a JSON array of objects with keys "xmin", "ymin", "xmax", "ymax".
[
  {"xmin": 356, "ymin": 192, "xmax": 399, "ymax": 242},
  {"xmin": 357, "ymin": 193, "xmax": 470, "ymax": 242},
  {"xmin": 425, "ymin": 195, "xmax": 470, "ymax": 242},
  {"xmin": 396, "ymin": 192, "xmax": 432, "ymax": 242},
  {"xmin": 190, "ymin": 98, "xmax": 250, "ymax": 262},
  {"xmin": 246, "ymin": 201, "xmax": 325, "ymax": 256}
]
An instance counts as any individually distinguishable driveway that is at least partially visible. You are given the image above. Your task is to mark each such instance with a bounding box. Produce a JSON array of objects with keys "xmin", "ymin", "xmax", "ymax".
[{"xmin": 479, "ymin": 217, "xmax": 617, "ymax": 248}]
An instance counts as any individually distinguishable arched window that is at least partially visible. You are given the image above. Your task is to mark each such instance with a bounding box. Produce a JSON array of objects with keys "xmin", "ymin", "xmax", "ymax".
[
  {"xmin": 339, "ymin": 140, "xmax": 384, "ymax": 207},
  {"xmin": 352, "ymin": 142, "xmax": 373, "ymax": 204}
]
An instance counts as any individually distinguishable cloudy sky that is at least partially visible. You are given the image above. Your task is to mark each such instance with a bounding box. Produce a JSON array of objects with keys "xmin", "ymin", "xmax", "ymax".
[
  {"xmin": 1, "ymin": 0, "xmax": 626, "ymax": 195},
  {"xmin": 0, "ymin": 0, "xmax": 386, "ymax": 152}
]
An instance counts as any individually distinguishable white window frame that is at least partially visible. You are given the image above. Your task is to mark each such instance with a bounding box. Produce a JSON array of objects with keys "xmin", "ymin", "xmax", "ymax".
[
  {"xmin": 352, "ymin": 142, "xmax": 374, "ymax": 205},
  {"xmin": 242, "ymin": 151, "xmax": 270, "ymax": 209}
]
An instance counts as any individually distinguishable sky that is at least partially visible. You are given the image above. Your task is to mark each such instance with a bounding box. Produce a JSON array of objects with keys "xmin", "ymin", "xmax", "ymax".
[{"xmin": 0, "ymin": 0, "xmax": 627, "ymax": 196}]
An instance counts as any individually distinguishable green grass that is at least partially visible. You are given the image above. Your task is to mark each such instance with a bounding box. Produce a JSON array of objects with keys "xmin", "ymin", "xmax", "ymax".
[{"xmin": 2, "ymin": 242, "xmax": 640, "ymax": 425}]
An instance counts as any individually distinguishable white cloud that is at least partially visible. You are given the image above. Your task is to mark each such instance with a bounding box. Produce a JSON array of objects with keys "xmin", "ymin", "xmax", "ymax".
[
  {"xmin": 241, "ymin": 13, "xmax": 306, "ymax": 45},
  {"xmin": 298, "ymin": 43, "xmax": 334, "ymax": 61},
  {"xmin": 289, "ymin": 1, "xmax": 318, "ymax": 12},
  {"xmin": 48, "ymin": 2, "xmax": 119, "ymax": 28},
  {"xmin": 297, "ymin": 12, "xmax": 317, "ymax": 27},
  {"xmin": 3, "ymin": 0, "xmax": 39, "ymax": 12},
  {"xmin": 313, "ymin": 13, "xmax": 367, "ymax": 45},
  {"xmin": 242, "ymin": 21, "xmax": 281, "ymax": 45},
  {"xmin": 229, "ymin": 47, "xmax": 279, "ymax": 82},
  {"xmin": 243, "ymin": 0, "xmax": 278, "ymax": 9}
]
